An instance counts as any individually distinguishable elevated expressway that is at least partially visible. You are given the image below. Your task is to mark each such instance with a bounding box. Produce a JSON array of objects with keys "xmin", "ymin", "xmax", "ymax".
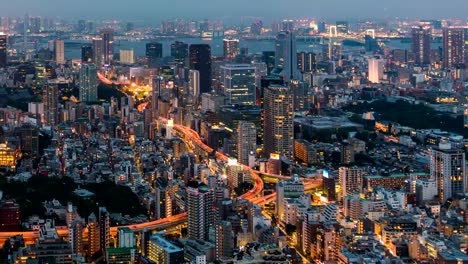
[{"xmin": 0, "ymin": 120, "xmax": 322, "ymax": 244}]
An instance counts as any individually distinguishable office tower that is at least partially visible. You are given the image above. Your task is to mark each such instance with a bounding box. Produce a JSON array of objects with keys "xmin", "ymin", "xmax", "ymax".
[
  {"xmin": 263, "ymin": 85, "xmax": 294, "ymax": 159},
  {"xmin": 289, "ymin": 79, "xmax": 309, "ymax": 111},
  {"xmin": 411, "ymin": 27, "xmax": 431, "ymax": 65},
  {"xmin": 77, "ymin": 20, "xmax": 86, "ymax": 32},
  {"xmin": 148, "ymin": 235, "xmax": 184, "ymax": 264},
  {"xmin": 81, "ymin": 45, "xmax": 93, "ymax": 63},
  {"xmin": 79, "ymin": 63, "xmax": 98, "ymax": 103},
  {"xmin": 336, "ymin": 21, "xmax": 349, "ymax": 34},
  {"xmin": 368, "ymin": 57, "xmax": 385, "ymax": 83},
  {"xmin": 187, "ymin": 185, "xmax": 214, "ymax": 241},
  {"xmin": 155, "ymin": 177, "xmax": 172, "ymax": 220},
  {"xmin": 215, "ymin": 221, "xmax": 234, "ymax": 259},
  {"xmin": 276, "ymin": 175, "xmax": 304, "ymax": 224},
  {"xmin": 171, "ymin": 41, "xmax": 188, "ymax": 64},
  {"xmin": 146, "ymin": 42, "xmax": 163, "ymax": 67},
  {"xmin": 237, "ymin": 121, "xmax": 256, "ymax": 166},
  {"xmin": 99, "ymin": 207, "xmax": 110, "ymax": 256},
  {"xmin": 430, "ymin": 143, "xmax": 466, "ymax": 201},
  {"xmin": 275, "ymin": 31, "xmax": 299, "ymax": 82},
  {"xmin": 297, "ymin": 51, "xmax": 316, "ymax": 73},
  {"xmin": 92, "ymin": 37, "xmax": 103, "ymax": 67},
  {"xmin": 262, "ymin": 51, "xmax": 276, "ymax": 74},
  {"xmin": 253, "ymin": 62, "xmax": 268, "ymax": 88},
  {"xmin": 88, "ymin": 213, "xmax": 100, "ymax": 256},
  {"xmin": 188, "ymin": 70, "xmax": 200, "ymax": 97},
  {"xmin": 223, "ymin": 38, "xmax": 239, "ymax": 59},
  {"xmin": 119, "ymin": 49, "xmax": 134, "ymax": 64},
  {"xmin": 339, "ymin": 167, "xmax": 364, "ymax": 199},
  {"xmin": 54, "ymin": 39, "xmax": 65, "ymax": 64},
  {"xmin": 100, "ymin": 28, "xmax": 114, "ymax": 65},
  {"xmin": 365, "ymin": 35, "xmax": 379, "ymax": 53},
  {"xmin": 220, "ymin": 64, "xmax": 256, "ymax": 105},
  {"xmin": 118, "ymin": 227, "xmax": 136, "ymax": 248},
  {"xmin": 18, "ymin": 124, "xmax": 39, "ymax": 157},
  {"xmin": 0, "ymin": 33, "xmax": 6, "ymax": 68},
  {"xmin": 69, "ymin": 219, "xmax": 84, "ymax": 256},
  {"xmin": 43, "ymin": 82, "xmax": 58, "ymax": 126},
  {"xmin": 443, "ymin": 28, "xmax": 466, "ymax": 68},
  {"xmin": 189, "ymin": 44, "xmax": 212, "ymax": 93}
]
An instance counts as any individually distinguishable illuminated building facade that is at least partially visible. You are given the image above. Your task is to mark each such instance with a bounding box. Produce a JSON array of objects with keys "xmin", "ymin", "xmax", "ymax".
[
  {"xmin": 411, "ymin": 27, "xmax": 431, "ymax": 65},
  {"xmin": 54, "ymin": 39, "xmax": 65, "ymax": 64},
  {"xmin": 368, "ymin": 57, "xmax": 385, "ymax": 83},
  {"xmin": 81, "ymin": 45, "xmax": 93, "ymax": 63},
  {"xmin": 237, "ymin": 121, "xmax": 256, "ymax": 166},
  {"xmin": 443, "ymin": 28, "xmax": 465, "ymax": 68},
  {"xmin": 0, "ymin": 143, "xmax": 17, "ymax": 170},
  {"xmin": 79, "ymin": 63, "xmax": 98, "ymax": 103},
  {"xmin": 171, "ymin": 41, "xmax": 188, "ymax": 65},
  {"xmin": 223, "ymin": 38, "xmax": 239, "ymax": 59},
  {"xmin": 263, "ymin": 85, "xmax": 293, "ymax": 160},
  {"xmin": 43, "ymin": 82, "xmax": 58, "ymax": 126},
  {"xmin": 187, "ymin": 185, "xmax": 214, "ymax": 241},
  {"xmin": 220, "ymin": 64, "xmax": 256, "ymax": 105},
  {"xmin": 148, "ymin": 235, "xmax": 184, "ymax": 264}
]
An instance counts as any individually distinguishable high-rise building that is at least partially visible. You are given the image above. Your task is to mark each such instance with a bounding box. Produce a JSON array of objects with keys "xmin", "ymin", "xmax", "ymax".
[
  {"xmin": 368, "ymin": 57, "xmax": 385, "ymax": 83},
  {"xmin": 188, "ymin": 70, "xmax": 200, "ymax": 97},
  {"xmin": 275, "ymin": 31, "xmax": 299, "ymax": 82},
  {"xmin": 223, "ymin": 38, "xmax": 239, "ymax": 59},
  {"xmin": 79, "ymin": 63, "xmax": 98, "ymax": 103},
  {"xmin": 187, "ymin": 185, "xmax": 214, "ymax": 241},
  {"xmin": 237, "ymin": 121, "xmax": 256, "ymax": 166},
  {"xmin": 0, "ymin": 200, "xmax": 20, "ymax": 231},
  {"xmin": 276, "ymin": 175, "xmax": 304, "ymax": 224},
  {"xmin": 119, "ymin": 49, "xmax": 134, "ymax": 64},
  {"xmin": 262, "ymin": 51, "xmax": 276, "ymax": 74},
  {"xmin": 339, "ymin": 167, "xmax": 365, "ymax": 199},
  {"xmin": 100, "ymin": 28, "xmax": 114, "ymax": 65},
  {"xmin": 189, "ymin": 44, "xmax": 212, "ymax": 94},
  {"xmin": 443, "ymin": 28, "xmax": 466, "ymax": 68},
  {"xmin": 54, "ymin": 39, "xmax": 65, "ymax": 64},
  {"xmin": 99, "ymin": 207, "xmax": 110, "ymax": 256},
  {"xmin": 148, "ymin": 235, "xmax": 184, "ymax": 264},
  {"xmin": 18, "ymin": 124, "xmax": 39, "ymax": 157},
  {"xmin": 220, "ymin": 64, "xmax": 256, "ymax": 105},
  {"xmin": 118, "ymin": 227, "xmax": 136, "ymax": 248},
  {"xmin": 43, "ymin": 82, "xmax": 58, "ymax": 126},
  {"xmin": 0, "ymin": 33, "xmax": 7, "ymax": 68},
  {"xmin": 411, "ymin": 27, "xmax": 431, "ymax": 65},
  {"xmin": 155, "ymin": 177, "xmax": 173, "ymax": 220},
  {"xmin": 81, "ymin": 45, "xmax": 93, "ymax": 63},
  {"xmin": 215, "ymin": 221, "xmax": 234, "ymax": 259},
  {"xmin": 69, "ymin": 219, "xmax": 84, "ymax": 256},
  {"xmin": 297, "ymin": 51, "xmax": 316, "ymax": 73},
  {"xmin": 430, "ymin": 143, "xmax": 466, "ymax": 201},
  {"xmin": 146, "ymin": 42, "xmax": 163, "ymax": 67},
  {"xmin": 92, "ymin": 37, "xmax": 103, "ymax": 67},
  {"xmin": 170, "ymin": 41, "xmax": 188, "ymax": 64},
  {"xmin": 263, "ymin": 85, "xmax": 294, "ymax": 159},
  {"xmin": 88, "ymin": 213, "xmax": 100, "ymax": 256}
]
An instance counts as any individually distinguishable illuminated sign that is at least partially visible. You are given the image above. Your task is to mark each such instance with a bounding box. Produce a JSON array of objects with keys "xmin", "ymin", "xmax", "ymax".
[{"xmin": 270, "ymin": 153, "xmax": 280, "ymax": 160}]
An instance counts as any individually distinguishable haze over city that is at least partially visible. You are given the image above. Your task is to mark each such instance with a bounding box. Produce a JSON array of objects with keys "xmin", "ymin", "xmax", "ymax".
[{"xmin": 1, "ymin": 0, "xmax": 468, "ymax": 21}]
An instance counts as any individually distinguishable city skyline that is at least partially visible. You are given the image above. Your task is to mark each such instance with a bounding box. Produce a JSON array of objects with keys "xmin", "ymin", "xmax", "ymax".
[{"xmin": 2, "ymin": 0, "xmax": 468, "ymax": 22}]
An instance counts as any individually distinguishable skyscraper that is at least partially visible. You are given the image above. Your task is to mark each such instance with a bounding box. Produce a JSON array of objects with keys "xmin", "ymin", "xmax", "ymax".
[
  {"xmin": 430, "ymin": 143, "xmax": 466, "ymax": 201},
  {"xmin": 188, "ymin": 70, "xmax": 200, "ymax": 97},
  {"xmin": 189, "ymin": 44, "xmax": 212, "ymax": 94},
  {"xmin": 79, "ymin": 63, "xmax": 98, "ymax": 103},
  {"xmin": 215, "ymin": 221, "xmax": 234, "ymax": 259},
  {"xmin": 297, "ymin": 51, "xmax": 316, "ymax": 73},
  {"xmin": 0, "ymin": 33, "xmax": 6, "ymax": 68},
  {"xmin": 81, "ymin": 45, "xmax": 93, "ymax": 63},
  {"xmin": 262, "ymin": 51, "xmax": 276, "ymax": 74},
  {"xmin": 187, "ymin": 185, "xmax": 214, "ymax": 241},
  {"xmin": 220, "ymin": 64, "xmax": 256, "ymax": 105},
  {"xmin": 263, "ymin": 85, "xmax": 294, "ymax": 160},
  {"xmin": 443, "ymin": 28, "xmax": 466, "ymax": 68},
  {"xmin": 411, "ymin": 27, "xmax": 431, "ymax": 65},
  {"xmin": 43, "ymin": 82, "xmax": 58, "ymax": 126},
  {"xmin": 100, "ymin": 28, "xmax": 114, "ymax": 65},
  {"xmin": 119, "ymin": 49, "xmax": 135, "ymax": 64},
  {"xmin": 170, "ymin": 41, "xmax": 188, "ymax": 64},
  {"xmin": 155, "ymin": 177, "xmax": 173, "ymax": 220},
  {"xmin": 368, "ymin": 57, "xmax": 385, "ymax": 83},
  {"xmin": 54, "ymin": 39, "xmax": 65, "ymax": 64},
  {"xmin": 275, "ymin": 31, "xmax": 299, "ymax": 82},
  {"xmin": 223, "ymin": 38, "xmax": 239, "ymax": 60},
  {"xmin": 99, "ymin": 207, "xmax": 110, "ymax": 257},
  {"xmin": 92, "ymin": 37, "xmax": 103, "ymax": 67},
  {"xmin": 69, "ymin": 219, "xmax": 84, "ymax": 256},
  {"xmin": 237, "ymin": 121, "xmax": 256, "ymax": 166},
  {"xmin": 88, "ymin": 213, "xmax": 100, "ymax": 256},
  {"xmin": 146, "ymin": 42, "xmax": 163, "ymax": 67}
]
